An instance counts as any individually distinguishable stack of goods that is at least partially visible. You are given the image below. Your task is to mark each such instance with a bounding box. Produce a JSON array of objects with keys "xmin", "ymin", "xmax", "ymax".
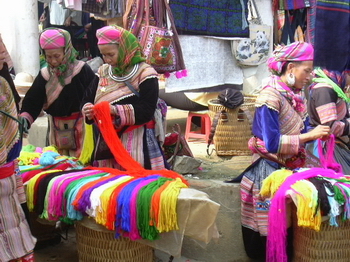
[
  {"xmin": 261, "ymin": 165, "xmax": 350, "ymax": 262},
  {"xmin": 25, "ymin": 167, "xmax": 188, "ymax": 240},
  {"xmin": 20, "ymin": 102, "xmax": 190, "ymax": 240},
  {"xmin": 18, "ymin": 144, "xmax": 82, "ymax": 175}
]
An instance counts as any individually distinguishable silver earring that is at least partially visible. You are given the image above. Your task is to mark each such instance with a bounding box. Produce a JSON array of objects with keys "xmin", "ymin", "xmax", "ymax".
[{"xmin": 287, "ymin": 73, "xmax": 295, "ymax": 86}]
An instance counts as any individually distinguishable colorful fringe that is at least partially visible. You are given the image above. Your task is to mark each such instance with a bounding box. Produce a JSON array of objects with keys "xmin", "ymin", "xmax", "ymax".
[{"xmin": 21, "ymin": 101, "xmax": 189, "ymax": 240}]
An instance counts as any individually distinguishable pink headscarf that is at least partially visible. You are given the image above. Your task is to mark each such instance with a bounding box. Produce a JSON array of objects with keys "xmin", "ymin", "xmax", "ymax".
[
  {"xmin": 267, "ymin": 42, "xmax": 314, "ymax": 75},
  {"xmin": 96, "ymin": 26, "xmax": 121, "ymax": 45},
  {"xmin": 39, "ymin": 29, "xmax": 65, "ymax": 50}
]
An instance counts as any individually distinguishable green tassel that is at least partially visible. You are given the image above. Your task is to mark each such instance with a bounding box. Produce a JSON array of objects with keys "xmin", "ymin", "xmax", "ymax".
[
  {"xmin": 137, "ymin": 177, "xmax": 172, "ymax": 240},
  {"xmin": 333, "ymin": 185, "xmax": 345, "ymax": 204}
]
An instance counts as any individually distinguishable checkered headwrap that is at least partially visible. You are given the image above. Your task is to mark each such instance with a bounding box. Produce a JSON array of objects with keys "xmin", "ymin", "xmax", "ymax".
[
  {"xmin": 267, "ymin": 42, "xmax": 314, "ymax": 75},
  {"xmin": 39, "ymin": 29, "xmax": 65, "ymax": 50}
]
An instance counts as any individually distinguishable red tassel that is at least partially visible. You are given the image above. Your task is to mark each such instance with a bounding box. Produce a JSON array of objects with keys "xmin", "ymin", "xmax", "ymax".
[
  {"xmin": 163, "ymin": 72, "xmax": 171, "ymax": 78},
  {"xmin": 93, "ymin": 102, "xmax": 189, "ymax": 185}
]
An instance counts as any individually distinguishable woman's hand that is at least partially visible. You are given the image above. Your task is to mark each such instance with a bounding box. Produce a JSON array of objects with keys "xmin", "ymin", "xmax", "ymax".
[
  {"xmin": 82, "ymin": 103, "xmax": 95, "ymax": 120},
  {"xmin": 300, "ymin": 125, "xmax": 331, "ymax": 143}
]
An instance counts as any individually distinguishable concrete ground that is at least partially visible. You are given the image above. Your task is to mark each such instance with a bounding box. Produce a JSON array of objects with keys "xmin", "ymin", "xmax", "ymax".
[{"xmin": 28, "ymin": 107, "xmax": 252, "ymax": 262}]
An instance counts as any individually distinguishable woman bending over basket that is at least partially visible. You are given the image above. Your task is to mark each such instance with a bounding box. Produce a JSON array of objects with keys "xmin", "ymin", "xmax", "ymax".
[{"xmin": 230, "ymin": 41, "xmax": 330, "ymax": 261}]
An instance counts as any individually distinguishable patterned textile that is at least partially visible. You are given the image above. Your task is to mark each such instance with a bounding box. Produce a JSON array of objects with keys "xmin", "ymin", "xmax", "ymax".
[
  {"xmin": 96, "ymin": 25, "xmax": 145, "ymax": 76},
  {"xmin": 241, "ymin": 158, "xmax": 278, "ymax": 236},
  {"xmin": 0, "ymin": 76, "xmax": 19, "ymax": 165},
  {"xmin": 307, "ymin": 68, "xmax": 350, "ymax": 174},
  {"xmin": 39, "ymin": 29, "xmax": 65, "ymax": 49},
  {"xmin": 260, "ymin": 75, "xmax": 307, "ymax": 116},
  {"xmin": 95, "ymin": 63, "xmax": 157, "ymax": 104},
  {"xmin": 305, "ymin": 0, "xmax": 317, "ymax": 45},
  {"xmin": 48, "ymin": 113, "xmax": 85, "ymax": 158},
  {"xmin": 0, "ymin": 34, "xmax": 13, "ymax": 70},
  {"xmin": 254, "ymin": 85, "xmax": 306, "ymax": 162},
  {"xmin": 40, "ymin": 28, "xmax": 85, "ymax": 109},
  {"xmin": 267, "ymin": 41, "xmax": 314, "ymax": 75},
  {"xmin": 91, "ymin": 63, "xmax": 165, "ymax": 170},
  {"xmin": 314, "ymin": 0, "xmax": 350, "ymax": 72},
  {"xmin": 312, "ymin": 68, "xmax": 350, "ymax": 102},
  {"xmin": 0, "ymin": 173, "xmax": 36, "ymax": 261},
  {"xmin": 240, "ymin": 75, "xmax": 310, "ymax": 237},
  {"xmin": 169, "ymin": 0, "xmax": 249, "ymax": 37},
  {"xmin": 165, "ymin": 36, "xmax": 243, "ymax": 93},
  {"xmin": 273, "ymin": 0, "xmax": 310, "ymax": 11},
  {"xmin": 308, "ymin": 85, "xmax": 349, "ymax": 137},
  {"xmin": 96, "ymin": 26, "xmax": 121, "ymax": 45}
]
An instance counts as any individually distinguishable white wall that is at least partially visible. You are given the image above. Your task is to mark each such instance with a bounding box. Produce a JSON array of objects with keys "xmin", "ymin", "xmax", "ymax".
[{"xmin": 0, "ymin": 0, "xmax": 40, "ymax": 77}]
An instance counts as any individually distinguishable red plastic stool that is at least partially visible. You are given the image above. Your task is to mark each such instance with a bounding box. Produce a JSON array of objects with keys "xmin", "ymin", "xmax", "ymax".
[{"xmin": 185, "ymin": 111, "xmax": 211, "ymax": 143}]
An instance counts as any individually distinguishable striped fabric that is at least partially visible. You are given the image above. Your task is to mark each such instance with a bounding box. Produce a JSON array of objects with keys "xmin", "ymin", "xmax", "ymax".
[
  {"xmin": 0, "ymin": 174, "xmax": 36, "ymax": 261},
  {"xmin": 39, "ymin": 29, "xmax": 65, "ymax": 50},
  {"xmin": 274, "ymin": 0, "xmax": 310, "ymax": 10},
  {"xmin": 267, "ymin": 41, "xmax": 314, "ymax": 75},
  {"xmin": 0, "ymin": 34, "xmax": 13, "ymax": 70},
  {"xmin": 93, "ymin": 63, "xmax": 164, "ymax": 170},
  {"xmin": 305, "ymin": 0, "xmax": 317, "ymax": 45},
  {"xmin": 0, "ymin": 76, "xmax": 19, "ymax": 165},
  {"xmin": 312, "ymin": 83, "xmax": 348, "ymax": 137},
  {"xmin": 313, "ymin": 0, "xmax": 350, "ymax": 71},
  {"xmin": 315, "ymin": 103, "xmax": 337, "ymax": 124},
  {"xmin": 94, "ymin": 63, "xmax": 157, "ymax": 104},
  {"xmin": 96, "ymin": 25, "xmax": 121, "ymax": 45},
  {"xmin": 241, "ymin": 176, "xmax": 270, "ymax": 235}
]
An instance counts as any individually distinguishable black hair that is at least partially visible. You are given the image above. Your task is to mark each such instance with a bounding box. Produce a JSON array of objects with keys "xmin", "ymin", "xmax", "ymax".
[{"xmin": 280, "ymin": 61, "xmax": 303, "ymax": 75}]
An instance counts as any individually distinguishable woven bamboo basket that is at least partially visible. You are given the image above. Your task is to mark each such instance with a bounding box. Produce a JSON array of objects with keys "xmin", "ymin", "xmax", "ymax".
[
  {"xmin": 76, "ymin": 218, "xmax": 154, "ymax": 262},
  {"xmin": 293, "ymin": 212, "xmax": 350, "ymax": 262},
  {"xmin": 208, "ymin": 94, "xmax": 257, "ymax": 156}
]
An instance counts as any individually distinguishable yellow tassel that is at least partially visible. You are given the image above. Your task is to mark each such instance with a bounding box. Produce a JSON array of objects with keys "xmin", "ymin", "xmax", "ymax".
[
  {"xmin": 260, "ymin": 169, "xmax": 293, "ymax": 198},
  {"xmin": 157, "ymin": 178, "xmax": 188, "ymax": 233},
  {"xmin": 291, "ymin": 180, "xmax": 321, "ymax": 231},
  {"xmin": 96, "ymin": 176, "xmax": 133, "ymax": 227},
  {"xmin": 79, "ymin": 123, "xmax": 94, "ymax": 165},
  {"xmin": 43, "ymin": 145, "xmax": 59, "ymax": 153},
  {"xmin": 17, "ymin": 151, "xmax": 41, "ymax": 165}
]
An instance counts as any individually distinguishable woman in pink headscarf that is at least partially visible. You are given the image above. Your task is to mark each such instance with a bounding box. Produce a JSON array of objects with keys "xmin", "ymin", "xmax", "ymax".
[
  {"xmin": 81, "ymin": 25, "xmax": 167, "ymax": 170},
  {"xmin": 20, "ymin": 28, "xmax": 95, "ymax": 157},
  {"xmin": 228, "ymin": 42, "xmax": 330, "ymax": 261}
]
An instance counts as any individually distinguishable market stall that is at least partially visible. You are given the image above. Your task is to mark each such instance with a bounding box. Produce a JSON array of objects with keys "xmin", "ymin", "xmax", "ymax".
[
  {"xmin": 19, "ymin": 140, "xmax": 220, "ymax": 261},
  {"xmin": 261, "ymin": 137, "xmax": 350, "ymax": 262}
]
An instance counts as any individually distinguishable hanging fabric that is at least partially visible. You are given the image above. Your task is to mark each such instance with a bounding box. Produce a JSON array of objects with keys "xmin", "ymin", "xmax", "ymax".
[
  {"xmin": 123, "ymin": 0, "xmax": 186, "ymax": 77},
  {"xmin": 232, "ymin": 0, "xmax": 271, "ymax": 67},
  {"xmin": 168, "ymin": 0, "xmax": 249, "ymax": 37}
]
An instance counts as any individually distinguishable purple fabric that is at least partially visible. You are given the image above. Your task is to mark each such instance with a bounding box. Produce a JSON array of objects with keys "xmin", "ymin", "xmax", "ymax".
[{"xmin": 75, "ymin": 174, "xmax": 124, "ymax": 213}]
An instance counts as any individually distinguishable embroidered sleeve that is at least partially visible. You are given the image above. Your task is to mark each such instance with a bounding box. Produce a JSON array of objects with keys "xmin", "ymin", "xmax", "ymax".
[
  {"xmin": 309, "ymin": 86, "xmax": 350, "ymax": 137},
  {"xmin": 253, "ymin": 106, "xmax": 300, "ymax": 155}
]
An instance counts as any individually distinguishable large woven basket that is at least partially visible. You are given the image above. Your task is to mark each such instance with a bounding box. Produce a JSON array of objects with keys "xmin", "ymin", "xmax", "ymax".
[
  {"xmin": 208, "ymin": 94, "xmax": 257, "ymax": 156},
  {"xmin": 76, "ymin": 218, "xmax": 154, "ymax": 262},
  {"xmin": 293, "ymin": 215, "xmax": 350, "ymax": 262}
]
